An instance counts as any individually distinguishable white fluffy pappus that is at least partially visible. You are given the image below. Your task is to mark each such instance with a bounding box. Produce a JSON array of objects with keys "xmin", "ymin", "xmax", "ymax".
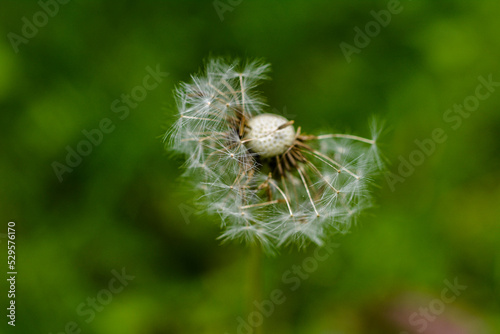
[{"xmin": 166, "ymin": 57, "xmax": 384, "ymax": 253}]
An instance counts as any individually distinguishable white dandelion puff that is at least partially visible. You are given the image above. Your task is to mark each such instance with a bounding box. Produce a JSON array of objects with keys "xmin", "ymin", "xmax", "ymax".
[{"xmin": 166, "ymin": 57, "xmax": 384, "ymax": 253}]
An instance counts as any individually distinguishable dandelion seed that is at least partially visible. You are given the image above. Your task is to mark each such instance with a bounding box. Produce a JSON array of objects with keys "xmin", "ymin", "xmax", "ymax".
[{"xmin": 166, "ymin": 57, "xmax": 384, "ymax": 252}]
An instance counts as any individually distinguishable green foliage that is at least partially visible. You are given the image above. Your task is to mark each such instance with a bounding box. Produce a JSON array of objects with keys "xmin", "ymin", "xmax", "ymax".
[{"xmin": 0, "ymin": 0, "xmax": 499, "ymax": 333}]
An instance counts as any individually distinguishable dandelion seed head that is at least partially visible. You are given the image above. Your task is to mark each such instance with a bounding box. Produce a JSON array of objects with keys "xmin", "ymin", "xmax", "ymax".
[{"xmin": 165, "ymin": 57, "xmax": 384, "ymax": 253}]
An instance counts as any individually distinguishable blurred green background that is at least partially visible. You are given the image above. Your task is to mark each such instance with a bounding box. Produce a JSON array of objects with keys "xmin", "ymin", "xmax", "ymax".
[{"xmin": 1, "ymin": 0, "xmax": 499, "ymax": 333}]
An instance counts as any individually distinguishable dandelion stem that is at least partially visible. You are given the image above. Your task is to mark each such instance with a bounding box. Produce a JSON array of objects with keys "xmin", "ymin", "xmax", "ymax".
[{"xmin": 248, "ymin": 244, "xmax": 263, "ymax": 334}]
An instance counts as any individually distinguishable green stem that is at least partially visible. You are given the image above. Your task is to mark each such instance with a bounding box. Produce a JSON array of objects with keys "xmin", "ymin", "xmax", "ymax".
[{"xmin": 249, "ymin": 244, "xmax": 263, "ymax": 334}]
